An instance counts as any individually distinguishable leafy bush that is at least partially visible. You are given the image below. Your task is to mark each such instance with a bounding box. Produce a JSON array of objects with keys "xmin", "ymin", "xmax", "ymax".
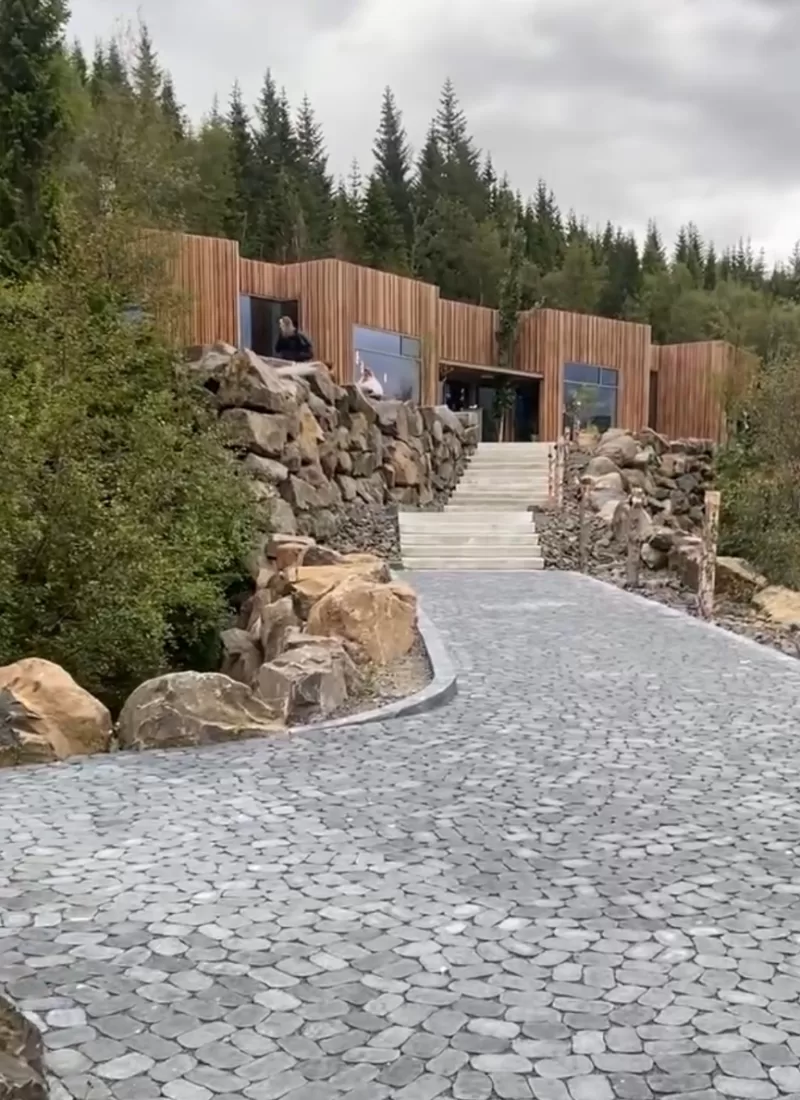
[
  {"xmin": 718, "ymin": 354, "xmax": 800, "ymax": 589},
  {"xmin": 0, "ymin": 214, "xmax": 254, "ymax": 711}
]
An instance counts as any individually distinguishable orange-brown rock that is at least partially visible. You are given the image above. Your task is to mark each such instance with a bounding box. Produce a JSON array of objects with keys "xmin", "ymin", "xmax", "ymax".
[
  {"xmin": 306, "ymin": 576, "xmax": 417, "ymax": 665},
  {"xmin": 289, "ymin": 559, "xmax": 391, "ymax": 619},
  {"xmin": 0, "ymin": 658, "xmax": 112, "ymax": 767}
]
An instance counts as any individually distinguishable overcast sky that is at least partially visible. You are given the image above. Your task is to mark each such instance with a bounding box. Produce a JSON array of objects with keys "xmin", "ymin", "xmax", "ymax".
[{"xmin": 68, "ymin": 0, "xmax": 800, "ymax": 266}]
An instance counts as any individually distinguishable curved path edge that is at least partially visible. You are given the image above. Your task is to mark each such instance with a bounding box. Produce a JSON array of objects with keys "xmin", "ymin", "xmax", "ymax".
[{"xmin": 288, "ymin": 594, "xmax": 458, "ymax": 737}]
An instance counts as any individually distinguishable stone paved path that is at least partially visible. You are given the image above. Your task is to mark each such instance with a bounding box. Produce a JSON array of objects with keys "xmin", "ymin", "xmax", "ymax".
[{"xmin": 4, "ymin": 572, "xmax": 800, "ymax": 1100}]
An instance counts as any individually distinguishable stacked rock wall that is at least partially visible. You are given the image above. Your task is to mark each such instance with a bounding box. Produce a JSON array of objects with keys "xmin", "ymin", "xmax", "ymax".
[{"xmin": 187, "ymin": 345, "xmax": 477, "ymax": 553}]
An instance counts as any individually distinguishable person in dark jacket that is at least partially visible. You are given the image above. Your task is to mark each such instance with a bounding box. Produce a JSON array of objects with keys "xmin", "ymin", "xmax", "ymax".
[{"xmin": 274, "ymin": 316, "xmax": 314, "ymax": 362}]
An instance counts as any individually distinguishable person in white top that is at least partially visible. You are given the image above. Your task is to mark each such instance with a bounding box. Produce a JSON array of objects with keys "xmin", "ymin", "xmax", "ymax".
[{"xmin": 358, "ymin": 364, "xmax": 384, "ymax": 399}]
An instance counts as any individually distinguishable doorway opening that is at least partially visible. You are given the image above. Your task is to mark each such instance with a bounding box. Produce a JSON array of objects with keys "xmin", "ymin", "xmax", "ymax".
[
  {"xmin": 441, "ymin": 365, "xmax": 541, "ymax": 441},
  {"xmin": 239, "ymin": 296, "xmax": 299, "ymax": 358}
]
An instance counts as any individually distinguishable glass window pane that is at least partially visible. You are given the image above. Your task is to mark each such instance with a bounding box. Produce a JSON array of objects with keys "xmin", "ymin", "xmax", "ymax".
[
  {"xmin": 600, "ymin": 368, "xmax": 618, "ymax": 386},
  {"xmin": 239, "ymin": 295, "xmax": 252, "ymax": 350},
  {"xmin": 354, "ymin": 325, "xmax": 402, "ymax": 356},
  {"xmin": 564, "ymin": 380, "xmax": 617, "ymax": 431},
  {"xmin": 358, "ymin": 350, "xmax": 420, "ymax": 403},
  {"xmin": 401, "ymin": 335, "xmax": 421, "ymax": 358},
  {"xmin": 564, "ymin": 363, "xmax": 600, "ymax": 385}
]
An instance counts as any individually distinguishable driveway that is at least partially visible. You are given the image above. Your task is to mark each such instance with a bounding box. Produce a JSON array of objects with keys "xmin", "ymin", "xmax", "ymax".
[{"xmin": 3, "ymin": 572, "xmax": 800, "ymax": 1100}]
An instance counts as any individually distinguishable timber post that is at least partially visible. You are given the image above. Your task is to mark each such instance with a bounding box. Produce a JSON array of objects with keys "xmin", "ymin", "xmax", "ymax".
[
  {"xmin": 698, "ymin": 490, "xmax": 721, "ymax": 620},
  {"xmin": 578, "ymin": 475, "xmax": 592, "ymax": 572},
  {"xmin": 626, "ymin": 487, "xmax": 645, "ymax": 588}
]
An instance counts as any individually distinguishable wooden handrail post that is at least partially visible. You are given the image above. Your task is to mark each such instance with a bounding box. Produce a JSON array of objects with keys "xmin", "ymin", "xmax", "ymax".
[
  {"xmin": 548, "ymin": 445, "xmax": 555, "ymax": 501},
  {"xmin": 555, "ymin": 435, "xmax": 566, "ymax": 508},
  {"xmin": 626, "ymin": 487, "xmax": 645, "ymax": 588},
  {"xmin": 578, "ymin": 475, "xmax": 592, "ymax": 571},
  {"xmin": 699, "ymin": 490, "xmax": 721, "ymax": 620}
]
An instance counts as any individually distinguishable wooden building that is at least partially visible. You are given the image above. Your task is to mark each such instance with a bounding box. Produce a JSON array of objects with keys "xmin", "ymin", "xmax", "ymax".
[{"xmin": 170, "ymin": 231, "xmax": 745, "ymax": 443}]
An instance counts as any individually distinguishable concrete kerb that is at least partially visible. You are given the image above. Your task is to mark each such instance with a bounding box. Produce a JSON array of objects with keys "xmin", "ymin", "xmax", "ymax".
[{"xmin": 288, "ymin": 590, "xmax": 458, "ymax": 736}]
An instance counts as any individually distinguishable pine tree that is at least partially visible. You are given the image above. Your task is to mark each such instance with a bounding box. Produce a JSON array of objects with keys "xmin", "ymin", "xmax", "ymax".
[
  {"xmin": 373, "ymin": 86, "xmax": 412, "ymax": 245},
  {"xmin": 0, "ymin": 0, "xmax": 70, "ymax": 277},
  {"xmin": 295, "ymin": 94, "xmax": 332, "ymax": 256},
  {"xmin": 88, "ymin": 41, "xmax": 106, "ymax": 103},
  {"xmin": 225, "ymin": 82, "xmax": 256, "ymax": 251},
  {"xmin": 703, "ymin": 243, "xmax": 718, "ymax": 291},
  {"xmin": 70, "ymin": 38, "xmax": 87, "ymax": 84},
  {"xmin": 251, "ymin": 71, "xmax": 300, "ymax": 259},
  {"xmin": 414, "ymin": 125, "xmax": 444, "ymax": 226},
  {"xmin": 641, "ymin": 221, "xmax": 667, "ymax": 274},
  {"xmin": 528, "ymin": 181, "xmax": 564, "ymax": 273},
  {"xmin": 361, "ymin": 176, "xmax": 407, "ymax": 272},
  {"xmin": 674, "ymin": 225, "xmax": 690, "ymax": 267},
  {"xmin": 132, "ymin": 23, "xmax": 161, "ymax": 106},
  {"xmin": 159, "ymin": 77, "xmax": 185, "ymax": 140},
  {"xmin": 331, "ymin": 164, "xmax": 363, "ymax": 262},
  {"xmin": 188, "ymin": 106, "xmax": 235, "ymax": 238},
  {"xmin": 434, "ymin": 78, "xmax": 484, "ymax": 218},
  {"xmin": 105, "ymin": 40, "xmax": 129, "ymax": 92}
]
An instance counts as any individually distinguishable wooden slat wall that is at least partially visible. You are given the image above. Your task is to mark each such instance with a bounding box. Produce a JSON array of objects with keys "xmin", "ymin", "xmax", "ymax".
[
  {"xmin": 437, "ymin": 300, "xmax": 499, "ymax": 368},
  {"xmin": 516, "ymin": 308, "xmax": 652, "ymax": 440},
  {"xmin": 171, "ymin": 232, "xmax": 240, "ymax": 347},
  {"xmin": 653, "ymin": 341, "xmax": 734, "ymax": 441},
  {"xmin": 239, "ymin": 259, "xmax": 285, "ymax": 300},
  {"xmin": 338, "ymin": 263, "xmax": 440, "ymax": 403}
]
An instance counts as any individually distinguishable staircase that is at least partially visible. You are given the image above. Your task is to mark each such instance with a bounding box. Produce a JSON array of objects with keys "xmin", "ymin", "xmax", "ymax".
[{"xmin": 398, "ymin": 442, "xmax": 550, "ymax": 570}]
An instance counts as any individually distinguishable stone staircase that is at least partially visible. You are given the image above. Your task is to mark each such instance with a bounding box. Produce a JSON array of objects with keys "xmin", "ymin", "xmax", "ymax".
[{"xmin": 398, "ymin": 442, "xmax": 550, "ymax": 570}]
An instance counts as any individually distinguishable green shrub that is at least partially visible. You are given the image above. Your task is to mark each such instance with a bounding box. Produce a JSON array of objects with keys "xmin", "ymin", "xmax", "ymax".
[
  {"xmin": 0, "ymin": 220, "xmax": 254, "ymax": 711},
  {"xmin": 718, "ymin": 354, "xmax": 800, "ymax": 589}
]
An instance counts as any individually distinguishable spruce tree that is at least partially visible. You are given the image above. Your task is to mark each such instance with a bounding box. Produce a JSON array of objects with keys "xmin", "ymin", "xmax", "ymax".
[
  {"xmin": 0, "ymin": 0, "xmax": 70, "ymax": 277},
  {"xmin": 88, "ymin": 41, "xmax": 106, "ymax": 103},
  {"xmin": 528, "ymin": 181, "xmax": 564, "ymax": 274},
  {"xmin": 373, "ymin": 86, "xmax": 412, "ymax": 245},
  {"xmin": 105, "ymin": 40, "xmax": 129, "ymax": 92},
  {"xmin": 159, "ymin": 77, "xmax": 185, "ymax": 140},
  {"xmin": 133, "ymin": 23, "xmax": 161, "ymax": 106},
  {"xmin": 703, "ymin": 243, "xmax": 718, "ymax": 291},
  {"xmin": 295, "ymin": 94, "xmax": 332, "ymax": 256},
  {"xmin": 70, "ymin": 38, "xmax": 87, "ymax": 84},
  {"xmin": 434, "ymin": 78, "xmax": 484, "ymax": 218},
  {"xmin": 251, "ymin": 71, "xmax": 301, "ymax": 259},
  {"xmin": 331, "ymin": 164, "xmax": 363, "ymax": 262},
  {"xmin": 414, "ymin": 125, "xmax": 444, "ymax": 225},
  {"xmin": 641, "ymin": 221, "xmax": 667, "ymax": 274},
  {"xmin": 225, "ymin": 82, "xmax": 256, "ymax": 251},
  {"xmin": 361, "ymin": 175, "xmax": 406, "ymax": 272}
]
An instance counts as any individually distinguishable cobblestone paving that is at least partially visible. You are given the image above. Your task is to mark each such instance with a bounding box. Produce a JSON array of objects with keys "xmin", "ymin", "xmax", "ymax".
[{"xmin": 4, "ymin": 572, "xmax": 800, "ymax": 1100}]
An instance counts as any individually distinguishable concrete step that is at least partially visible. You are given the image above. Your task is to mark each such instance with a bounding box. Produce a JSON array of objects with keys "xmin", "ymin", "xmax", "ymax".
[
  {"xmin": 402, "ymin": 541, "xmax": 540, "ymax": 555},
  {"xmin": 447, "ymin": 499, "xmax": 545, "ymax": 509},
  {"xmin": 402, "ymin": 557, "xmax": 545, "ymax": 570},
  {"xmin": 401, "ymin": 532, "xmax": 540, "ymax": 545}
]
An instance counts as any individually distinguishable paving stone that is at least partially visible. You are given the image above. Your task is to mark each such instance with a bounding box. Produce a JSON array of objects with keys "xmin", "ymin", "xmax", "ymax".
[
  {"xmin": 7, "ymin": 573, "xmax": 800, "ymax": 1100},
  {"xmin": 453, "ymin": 1069, "xmax": 493, "ymax": 1100}
]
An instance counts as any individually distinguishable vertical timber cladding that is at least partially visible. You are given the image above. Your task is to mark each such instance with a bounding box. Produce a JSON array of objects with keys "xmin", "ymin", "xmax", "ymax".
[
  {"xmin": 171, "ymin": 232, "xmax": 241, "ymax": 347},
  {"xmin": 437, "ymin": 300, "xmax": 500, "ymax": 369},
  {"xmin": 335, "ymin": 262, "xmax": 440, "ymax": 403},
  {"xmin": 515, "ymin": 308, "xmax": 653, "ymax": 441},
  {"xmin": 653, "ymin": 341, "xmax": 734, "ymax": 441}
]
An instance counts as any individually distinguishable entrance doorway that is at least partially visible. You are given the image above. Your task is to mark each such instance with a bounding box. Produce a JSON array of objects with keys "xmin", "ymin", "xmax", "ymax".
[
  {"xmin": 441, "ymin": 365, "xmax": 541, "ymax": 441},
  {"xmin": 239, "ymin": 296, "xmax": 299, "ymax": 358}
]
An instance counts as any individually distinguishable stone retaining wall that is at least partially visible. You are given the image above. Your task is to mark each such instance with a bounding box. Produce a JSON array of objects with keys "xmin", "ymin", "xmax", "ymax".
[{"xmin": 187, "ymin": 345, "xmax": 478, "ymax": 550}]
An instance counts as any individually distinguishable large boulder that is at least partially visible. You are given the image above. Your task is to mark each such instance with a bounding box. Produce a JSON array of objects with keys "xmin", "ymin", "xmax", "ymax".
[
  {"xmin": 243, "ymin": 454, "xmax": 289, "ymax": 485},
  {"xmin": 1, "ymin": 995, "xmax": 47, "ymax": 1100},
  {"xmin": 288, "ymin": 559, "xmax": 391, "ymax": 619},
  {"xmin": 716, "ymin": 558, "xmax": 768, "ymax": 602},
  {"xmin": 220, "ymin": 408, "xmax": 293, "ymax": 458},
  {"xmin": 753, "ymin": 586, "xmax": 800, "ymax": 627},
  {"xmin": 596, "ymin": 430, "xmax": 639, "ymax": 468},
  {"xmin": 118, "ymin": 672, "xmax": 282, "ymax": 751},
  {"xmin": 217, "ymin": 349, "xmax": 298, "ymax": 414},
  {"xmin": 0, "ymin": 658, "xmax": 112, "ymax": 767},
  {"xmin": 668, "ymin": 536, "xmax": 702, "ymax": 591},
  {"xmin": 260, "ymin": 596, "xmax": 300, "ymax": 661},
  {"xmin": 296, "ymin": 404, "xmax": 325, "ymax": 463},
  {"xmin": 220, "ymin": 629, "xmax": 262, "ymax": 687},
  {"xmin": 386, "ymin": 440, "xmax": 422, "ymax": 487},
  {"xmin": 256, "ymin": 641, "xmax": 357, "ymax": 722},
  {"xmin": 584, "ymin": 455, "xmax": 621, "ymax": 480},
  {"xmin": 307, "ymin": 576, "xmax": 417, "ymax": 665}
]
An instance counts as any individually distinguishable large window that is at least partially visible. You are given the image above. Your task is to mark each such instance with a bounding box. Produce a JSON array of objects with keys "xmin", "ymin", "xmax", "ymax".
[
  {"xmin": 563, "ymin": 363, "xmax": 618, "ymax": 431},
  {"xmin": 353, "ymin": 325, "xmax": 421, "ymax": 402}
]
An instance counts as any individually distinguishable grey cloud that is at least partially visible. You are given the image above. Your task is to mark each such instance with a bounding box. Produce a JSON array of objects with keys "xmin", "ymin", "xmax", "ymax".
[{"xmin": 69, "ymin": 0, "xmax": 800, "ymax": 261}]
